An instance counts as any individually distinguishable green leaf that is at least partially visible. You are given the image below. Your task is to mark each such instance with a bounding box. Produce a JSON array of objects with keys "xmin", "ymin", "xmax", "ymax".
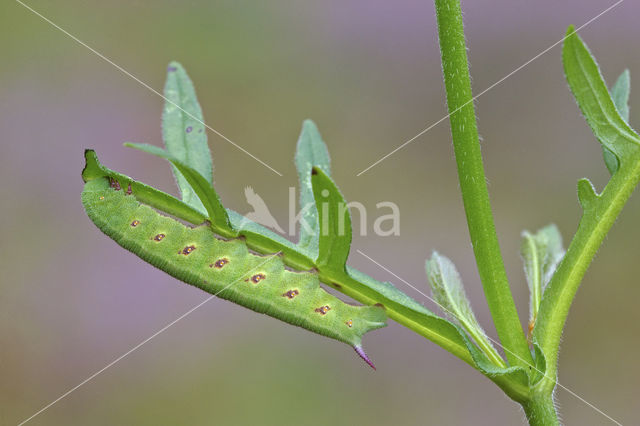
[
  {"xmin": 520, "ymin": 224, "xmax": 564, "ymax": 322},
  {"xmin": 534, "ymin": 30, "xmax": 640, "ymax": 390},
  {"xmin": 563, "ymin": 27, "xmax": 640, "ymax": 175},
  {"xmin": 602, "ymin": 147, "xmax": 620, "ymax": 175},
  {"xmin": 603, "ymin": 70, "xmax": 631, "ymax": 174},
  {"xmin": 426, "ymin": 252, "xmax": 506, "ymax": 368},
  {"xmin": 294, "ymin": 120, "xmax": 331, "ymax": 256},
  {"xmin": 342, "ymin": 266, "xmax": 530, "ymax": 401},
  {"xmin": 611, "ymin": 69, "xmax": 630, "ymax": 123},
  {"xmin": 125, "ymin": 143, "xmax": 234, "ymax": 237},
  {"xmin": 530, "ymin": 341, "xmax": 548, "ymax": 386},
  {"xmin": 311, "ymin": 166, "xmax": 350, "ymax": 270},
  {"xmin": 162, "ymin": 61, "xmax": 213, "ymax": 213}
]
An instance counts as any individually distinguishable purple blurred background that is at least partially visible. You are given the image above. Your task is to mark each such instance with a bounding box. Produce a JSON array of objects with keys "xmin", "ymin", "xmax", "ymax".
[{"xmin": 1, "ymin": 1, "xmax": 639, "ymax": 424}]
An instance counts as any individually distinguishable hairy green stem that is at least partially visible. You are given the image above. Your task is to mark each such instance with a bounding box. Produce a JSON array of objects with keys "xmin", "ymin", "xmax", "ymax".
[
  {"xmin": 434, "ymin": 0, "xmax": 533, "ymax": 368},
  {"xmin": 523, "ymin": 394, "xmax": 560, "ymax": 426},
  {"xmin": 321, "ymin": 270, "xmax": 474, "ymax": 365},
  {"xmin": 319, "ymin": 269, "xmax": 529, "ymax": 401},
  {"xmin": 535, "ymin": 160, "xmax": 640, "ymax": 392}
]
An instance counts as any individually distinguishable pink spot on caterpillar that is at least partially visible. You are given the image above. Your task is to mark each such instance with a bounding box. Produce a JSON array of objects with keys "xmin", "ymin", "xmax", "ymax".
[
  {"xmin": 210, "ymin": 258, "xmax": 229, "ymax": 268},
  {"xmin": 153, "ymin": 234, "xmax": 165, "ymax": 241},
  {"xmin": 167, "ymin": 66, "xmax": 177, "ymax": 72},
  {"xmin": 186, "ymin": 126, "xmax": 193, "ymax": 133},
  {"xmin": 354, "ymin": 345, "xmax": 376, "ymax": 370},
  {"xmin": 283, "ymin": 289, "xmax": 299, "ymax": 299},
  {"xmin": 131, "ymin": 220, "xmax": 140, "ymax": 227},
  {"xmin": 109, "ymin": 178, "xmax": 121, "ymax": 191},
  {"xmin": 182, "ymin": 245, "xmax": 196, "ymax": 255},
  {"xmin": 345, "ymin": 319, "xmax": 353, "ymax": 328},
  {"xmin": 126, "ymin": 184, "xmax": 132, "ymax": 195},
  {"xmin": 315, "ymin": 305, "xmax": 331, "ymax": 315}
]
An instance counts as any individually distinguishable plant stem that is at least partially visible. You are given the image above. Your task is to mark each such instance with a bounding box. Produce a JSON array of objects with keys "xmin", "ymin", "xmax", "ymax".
[
  {"xmin": 319, "ymin": 269, "xmax": 529, "ymax": 402},
  {"xmin": 523, "ymin": 394, "xmax": 560, "ymax": 426},
  {"xmin": 434, "ymin": 0, "xmax": 533, "ymax": 368},
  {"xmin": 535, "ymin": 160, "xmax": 640, "ymax": 392}
]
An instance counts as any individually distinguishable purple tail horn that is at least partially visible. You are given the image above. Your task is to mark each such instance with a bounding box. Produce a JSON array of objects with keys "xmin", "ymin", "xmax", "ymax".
[{"xmin": 353, "ymin": 345, "xmax": 376, "ymax": 370}]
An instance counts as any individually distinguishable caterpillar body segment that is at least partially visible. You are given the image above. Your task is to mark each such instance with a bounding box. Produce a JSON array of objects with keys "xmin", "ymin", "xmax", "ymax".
[{"xmin": 82, "ymin": 173, "xmax": 386, "ymax": 365}]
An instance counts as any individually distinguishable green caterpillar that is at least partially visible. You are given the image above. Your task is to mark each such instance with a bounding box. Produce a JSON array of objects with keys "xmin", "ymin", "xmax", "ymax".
[
  {"xmin": 81, "ymin": 151, "xmax": 386, "ymax": 368},
  {"xmin": 80, "ymin": 61, "xmax": 562, "ymax": 397}
]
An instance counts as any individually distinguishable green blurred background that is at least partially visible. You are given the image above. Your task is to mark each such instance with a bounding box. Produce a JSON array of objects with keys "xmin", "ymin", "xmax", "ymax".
[{"xmin": 1, "ymin": 1, "xmax": 639, "ymax": 424}]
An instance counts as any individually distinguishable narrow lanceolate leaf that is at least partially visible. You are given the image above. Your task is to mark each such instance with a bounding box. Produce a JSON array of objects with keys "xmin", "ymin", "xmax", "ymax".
[
  {"xmin": 162, "ymin": 61, "xmax": 213, "ymax": 214},
  {"xmin": 426, "ymin": 252, "xmax": 506, "ymax": 368},
  {"xmin": 534, "ymin": 29, "xmax": 640, "ymax": 383},
  {"xmin": 311, "ymin": 167, "xmax": 350, "ymax": 271},
  {"xmin": 603, "ymin": 70, "xmax": 631, "ymax": 174},
  {"xmin": 294, "ymin": 120, "xmax": 331, "ymax": 257},
  {"xmin": 125, "ymin": 143, "xmax": 234, "ymax": 237},
  {"xmin": 563, "ymin": 27, "xmax": 640, "ymax": 174},
  {"xmin": 520, "ymin": 224, "xmax": 565, "ymax": 324}
]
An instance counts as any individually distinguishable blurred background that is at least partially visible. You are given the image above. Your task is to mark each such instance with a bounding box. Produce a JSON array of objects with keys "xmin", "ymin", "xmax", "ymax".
[{"xmin": 1, "ymin": 0, "xmax": 639, "ymax": 424}]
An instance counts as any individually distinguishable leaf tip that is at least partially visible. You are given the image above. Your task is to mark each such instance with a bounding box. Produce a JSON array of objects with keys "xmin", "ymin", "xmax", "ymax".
[
  {"xmin": 302, "ymin": 118, "xmax": 318, "ymax": 130},
  {"xmin": 166, "ymin": 61, "xmax": 183, "ymax": 74},
  {"xmin": 562, "ymin": 25, "xmax": 582, "ymax": 60},
  {"xmin": 295, "ymin": 119, "xmax": 331, "ymax": 178},
  {"xmin": 621, "ymin": 68, "xmax": 630, "ymax": 80},
  {"xmin": 425, "ymin": 251, "xmax": 446, "ymax": 274}
]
